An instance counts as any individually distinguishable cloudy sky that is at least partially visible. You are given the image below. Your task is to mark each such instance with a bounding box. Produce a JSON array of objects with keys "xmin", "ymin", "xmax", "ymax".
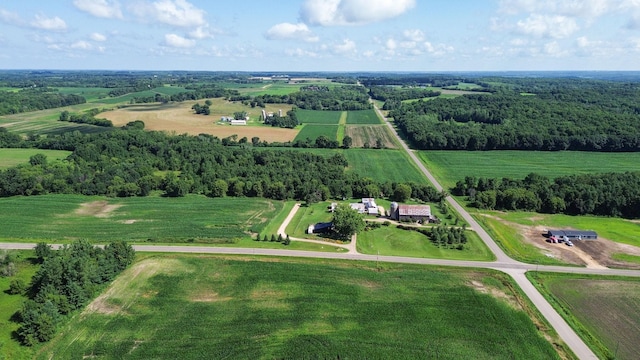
[{"xmin": 1, "ymin": 0, "xmax": 639, "ymax": 71}]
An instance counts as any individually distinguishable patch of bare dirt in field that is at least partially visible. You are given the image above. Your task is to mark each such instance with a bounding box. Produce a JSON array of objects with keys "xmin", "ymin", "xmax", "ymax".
[
  {"xmin": 75, "ymin": 200, "xmax": 122, "ymax": 218},
  {"xmin": 190, "ymin": 291, "xmax": 232, "ymax": 303},
  {"xmin": 468, "ymin": 280, "xmax": 522, "ymax": 310},
  {"xmin": 482, "ymin": 214, "xmax": 640, "ymax": 269}
]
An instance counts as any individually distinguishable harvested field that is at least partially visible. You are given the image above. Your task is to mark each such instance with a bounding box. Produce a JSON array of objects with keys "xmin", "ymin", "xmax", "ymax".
[
  {"xmin": 346, "ymin": 125, "xmax": 397, "ymax": 149},
  {"xmin": 102, "ymin": 99, "xmax": 297, "ymax": 142}
]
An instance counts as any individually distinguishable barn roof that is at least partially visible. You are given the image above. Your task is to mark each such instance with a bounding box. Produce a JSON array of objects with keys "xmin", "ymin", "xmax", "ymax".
[
  {"xmin": 548, "ymin": 230, "xmax": 597, "ymax": 237},
  {"xmin": 398, "ymin": 204, "xmax": 431, "ymax": 217}
]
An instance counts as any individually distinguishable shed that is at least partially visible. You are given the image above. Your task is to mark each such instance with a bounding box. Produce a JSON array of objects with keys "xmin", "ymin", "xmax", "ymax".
[
  {"xmin": 547, "ymin": 230, "xmax": 597, "ymax": 240},
  {"xmin": 307, "ymin": 222, "xmax": 333, "ymax": 234},
  {"xmin": 230, "ymin": 119, "xmax": 247, "ymax": 126},
  {"xmin": 397, "ymin": 205, "xmax": 431, "ymax": 222}
]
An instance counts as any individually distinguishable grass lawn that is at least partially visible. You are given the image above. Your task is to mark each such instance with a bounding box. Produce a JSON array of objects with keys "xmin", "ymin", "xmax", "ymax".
[
  {"xmin": 297, "ymin": 109, "xmax": 343, "ymax": 124},
  {"xmin": 294, "ymin": 124, "xmax": 338, "ymax": 142},
  {"xmin": 419, "ymin": 150, "xmax": 640, "ymax": 190},
  {"xmin": 285, "ymin": 202, "xmax": 334, "ymax": 239},
  {"xmin": 529, "ymin": 273, "xmax": 640, "ymax": 360},
  {"xmin": 0, "ymin": 149, "xmax": 72, "ymax": 169},
  {"xmin": 0, "ymin": 250, "xmax": 38, "ymax": 360},
  {"xmin": 492, "ymin": 211, "xmax": 640, "ymax": 248},
  {"xmin": 38, "ymin": 255, "xmax": 564, "ymax": 359},
  {"xmin": 357, "ymin": 225, "xmax": 494, "ymax": 261},
  {"xmin": 346, "ymin": 109, "xmax": 382, "ymax": 124},
  {"xmin": 0, "ymin": 194, "xmax": 282, "ymax": 244}
]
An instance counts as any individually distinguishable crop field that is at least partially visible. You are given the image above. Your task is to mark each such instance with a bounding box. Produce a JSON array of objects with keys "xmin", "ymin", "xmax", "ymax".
[
  {"xmin": 294, "ymin": 124, "xmax": 338, "ymax": 142},
  {"xmin": 419, "ymin": 150, "xmax": 640, "ymax": 189},
  {"xmin": 343, "ymin": 148, "xmax": 424, "ymax": 183},
  {"xmin": 297, "ymin": 109, "xmax": 343, "ymax": 124},
  {"xmin": 345, "ymin": 125, "xmax": 397, "ymax": 149},
  {"xmin": 56, "ymin": 87, "xmax": 113, "ymax": 101},
  {"xmin": 0, "ymin": 149, "xmax": 71, "ymax": 169},
  {"xmin": 0, "ymin": 102, "xmax": 114, "ymax": 135},
  {"xmin": 532, "ymin": 273, "xmax": 640, "ymax": 360},
  {"xmin": 102, "ymin": 99, "xmax": 297, "ymax": 142},
  {"xmin": 346, "ymin": 109, "xmax": 382, "ymax": 124},
  {"xmin": 358, "ymin": 226, "xmax": 493, "ymax": 261},
  {"xmin": 39, "ymin": 255, "xmax": 563, "ymax": 359},
  {"xmin": 0, "ymin": 194, "xmax": 283, "ymax": 243}
]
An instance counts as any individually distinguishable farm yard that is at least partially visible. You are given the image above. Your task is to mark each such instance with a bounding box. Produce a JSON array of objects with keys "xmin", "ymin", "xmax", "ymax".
[
  {"xmin": 38, "ymin": 255, "xmax": 564, "ymax": 360},
  {"xmin": 531, "ymin": 274, "xmax": 640, "ymax": 360}
]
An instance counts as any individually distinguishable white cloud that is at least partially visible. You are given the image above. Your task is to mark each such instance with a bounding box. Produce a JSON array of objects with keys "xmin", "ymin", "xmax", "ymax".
[
  {"xmin": 516, "ymin": 14, "xmax": 578, "ymax": 38},
  {"xmin": 499, "ymin": 0, "xmax": 619, "ymax": 18},
  {"xmin": 403, "ymin": 29, "xmax": 425, "ymax": 42},
  {"xmin": 130, "ymin": 0, "xmax": 206, "ymax": 28},
  {"xmin": 265, "ymin": 23, "xmax": 319, "ymax": 42},
  {"xmin": 544, "ymin": 41, "xmax": 569, "ymax": 57},
  {"xmin": 300, "ymin": 0, "xmax": 416, "ymax": 26},
  {"xmin": 332, "ymin": 39, "xmax": 356, "ymax": 54},
  {"xmin": 71, "ymin": 40, "xmax": 93, "ymax": 50},
  {"xmin": 423, "ymin": 42, "xmax": 454, "ymax": 56},
  {"xmin": 74, "ymin": 0, "xmax": 123, "ymax": 19},
  {"xmin": 0, "ymin": 9, "xmax": 24, "ymax": 26},
  {"xmin": 164, "ymin": 33, "xmax": 196, "ymax": 48},
  {"xmin": 285, "ymin": 48, "xmax": 319, "ymax": 57},
  {"xmin": 30, "ymin": 14, "xmax": 68, "ymax": 31},
  {"xmin": 385, "ymin": 38, "xmax": 397, "ymax": 51},
  {"xmin": 90, "ymin": 32, "xmax": 107, "ymax": 41},
  {"xmin": 188, "ymin": 26, "xmax": 215, "ymax": 39}
]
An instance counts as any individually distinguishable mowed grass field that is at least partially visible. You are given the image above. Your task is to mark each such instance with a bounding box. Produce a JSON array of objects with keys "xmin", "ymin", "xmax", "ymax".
[
  {"xmin": 532, "ymin": 273, "xmax": 640, "ymax": 360},
  {"xmin": 0, "ymin": 194, "xmax": 281, "ymax": 243},
  {"xmin": 344, "ymin": 148, "xmax": 424, "ymax": 183},
  {"xmin": 419, "ymin": 150, "xmax": 640, "ymax": 189},
  {"xmin": 38, "ymin": 255, "xmax": 564, "ymax": 359},
  {"xmin": 0, "ymin": 149, "xmax": 71, "ymax": 169}
]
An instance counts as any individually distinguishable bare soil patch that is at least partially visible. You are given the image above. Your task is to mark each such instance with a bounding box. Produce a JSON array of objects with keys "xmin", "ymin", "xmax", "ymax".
[
  {"xmin": 102, "ymin": 100, "xmax": 298, "ymax": 142},
  {"xmin": 467, "ymin": 278, "xmax": 522, "ymax": 311},
  {"xmin": 190, "ymin": 291, "xmax": 232, "ymax": 303},
  {"xmin": 485, "ymin": 214, "xmax": 640, "ymax": 269},
  {"xmin": 75, "ymin": 201, "xmax": 122, "ymax": 218}
]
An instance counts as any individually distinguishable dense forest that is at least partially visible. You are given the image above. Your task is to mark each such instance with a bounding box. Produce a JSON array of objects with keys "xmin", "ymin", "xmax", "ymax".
[
  {"xmin": 390, "ymin": 79, "xmax": 640, "ymax": 151},
  {"xmin": 16, "ymin": 241, "xmax": 135, "ymax": 345},
  {"xmin": 453, "ymin": 172, "xmax": 640, "ymax": 218},
  {"xmin": 368, "ymin": 85, "xmax": 440, "ymax": 110},
  {"xmin": 0, "ymin": 88, "xmax": 86, "ymax": 116},
  {"xmin": 0, "ymin": 126, "xmax": 442, "ymax": 203},
  {"xmin": 237, "ymin": 85, "xmax": 372, "ymax": 111}
]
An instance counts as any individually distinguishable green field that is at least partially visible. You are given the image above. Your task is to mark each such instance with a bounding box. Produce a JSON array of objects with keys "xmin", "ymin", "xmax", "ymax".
[
  {"xmin": 357, "ymin": 225, "xmax": 494, "ymax": 261},
  {"xmin": 346, "ymin": 109, "xmax": 381, "ymax": 124},
  {"xmin": 285, "ymin": 202, "xmax": 334, "ymax": 239},
  {"xmin": 56, "ymin": 87, "xmax": 113, "ymax": 102},
  {"xmin": 0, "ymin": 149, "xmax": 72, "ymax": 169},
  {"xmin": 38, "ymin": 255, "xmax": 564, "ymax": 359},
  {"xmin": 294, "ymin": 124, "xmax": 338, "ymax": 142},
  {"xmin": 419, "ymin": 151, "xmax": 640, "ymax": 189},
  {"xmin": 530, "ymin": 273, "xmax": 640, "ymax": 360},
  {"xmin": 344, "ymin": 148, "xmax": 425, "ymax": 183},
  {"xmin": 0, "ymin": 195, "xmax": 281, "ymax": 243},
  {"xmin": 297, "ymin": 109, "xmax": 343, "ymax": 124}
]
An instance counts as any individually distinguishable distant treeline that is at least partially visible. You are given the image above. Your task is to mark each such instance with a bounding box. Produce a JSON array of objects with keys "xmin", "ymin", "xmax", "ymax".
[
  {"xmin": 0, "ymin": 126, "xmax": 443, "ymax": 203},
  {"xmin": 368, "ymin": 85, "xmax": 441, "ymax": 110},
  {"xmin": 59, "ymin": 109, "xmax": 113, "ymax": 127},
  {"xmin": 0, "ymin": 88, "xmax": 85, "ymax": 115},
  {"xmin": 129, "ymin": 85, "xmax": 240, "ymax": 104},
  {"xmin": 391, "ymin": 80, "xmax": 640, "ymax": 151},
  {"xmin": 230, "ymin": 85, "xmax": 372, "ymax": 111},
  {"xmin": 453, "ymin": 172, "xmax": 640, "ymax": 218}
]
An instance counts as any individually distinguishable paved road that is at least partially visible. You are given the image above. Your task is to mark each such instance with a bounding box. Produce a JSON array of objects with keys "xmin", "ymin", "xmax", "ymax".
[{"xmin": 373, "ymin": 104, "xmax": 600, "ymax": 359}]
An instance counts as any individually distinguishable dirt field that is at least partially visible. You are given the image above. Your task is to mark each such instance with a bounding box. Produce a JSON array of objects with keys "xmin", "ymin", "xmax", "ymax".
[
  {"xmin": 484, "ymin": 214, "xmax": 640, "ymax": 269},
  {"xmin": 101, "ymin": 100, "xmax": 298, "ymax": 142},
  {"xmin": 346, "ymin": 125, "xmax": 397, "ymax": 149}
]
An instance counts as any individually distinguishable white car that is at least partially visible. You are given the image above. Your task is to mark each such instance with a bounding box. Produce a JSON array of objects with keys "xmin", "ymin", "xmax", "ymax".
[{"xmin": 566, "ymin": 240, "xmax": 573, "ymax": 246}]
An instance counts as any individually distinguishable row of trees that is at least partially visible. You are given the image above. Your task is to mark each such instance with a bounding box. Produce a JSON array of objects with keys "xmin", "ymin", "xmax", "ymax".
[
  {"xmin": 59, "ymin": 109, "xmax": 113, "ymax": 127},
  {"xmin": 0, "ymin": 127, "xmax": 444, "ymax": 204},
  {"xmin": 232, "ymin": 86, "xmax": 372, "ymax": 111},
  {"xmin": 129, "ymin": 86, "xmax": 239, "ymax": 104},
  {"xmin": 16, "ymin": 241, "xmax": 135, "ymax": 345},
  {"xmin": 453, "ymin": 172, "xmax": 640, "ymax": 218},
  {"xmin": 391, "ymin": 79, "xmax": 640, "ymax": 151},
  {"xmin": 368, "ymin": 85, "xmax": 440, "ymax": 110}
]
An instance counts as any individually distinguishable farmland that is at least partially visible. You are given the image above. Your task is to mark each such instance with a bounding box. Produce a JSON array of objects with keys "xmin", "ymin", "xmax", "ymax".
[
  {"xmin": 419, "ymin": 150, "xmax": 640, "ymax": 189},
  {"xmin": 294, "ymin": 124, "xmax": 338, "ymax": 142},
  {"xmin": 345, "ymin": 109, "xmax": 381, "ymax": 124},
  {"xmin": 345, "ymin": 125, "xmax": 397, "ymax": 149},
  {"xmin": 296, "ymin": 109, "xmax": 343, "ymax": 124},
  {"xmin": 343, "ymin": 148, "xmax": 423, "ymax": 182},
  {"xmin": 39, "ymin": 255, "xmax": 563, "ymax": 359},
  {"xmin": 0, "ymin": 194, "xmax": 281, "ymax": 243},
  {"xmin": 0, "ymin": 149, "xmax": 71, "ymax": 169},
  {"xmin": 531, "ymin": 273, "xmax": 640, "ymax": 360}
]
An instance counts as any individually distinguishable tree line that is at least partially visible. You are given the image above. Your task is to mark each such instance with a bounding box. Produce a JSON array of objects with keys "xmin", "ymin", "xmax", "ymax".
[
  {"xmin": 0, "ymin": 88, "xmax": 86, "ymax": 116},
  {"xmin": 59, "ymin": 109, "xmax": 113, "ymax": 127},
  {"xmin": 390, "ymin": 79, "xmax": 640, "ymax": 151},
  {"xmin": 453, "ymin": 172, "xmax": 640, "ymax": 218},
  {"xmin": 0, "ymin": 126, "xmax": 444, "ymax": 204},
  {"xmin": 368, "ymin": 85, "xmax": 440, "ymax": 110},
  {"xmin": 231, "ymin": 85, "xmax": 372, "ymax": 111},
  {"xmin": 16, "ymin": 240, "xmax": 135, "ymax": 345}
]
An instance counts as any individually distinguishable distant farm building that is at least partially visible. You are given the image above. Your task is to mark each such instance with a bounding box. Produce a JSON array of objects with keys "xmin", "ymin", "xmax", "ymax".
[
  {"xmin": 350, "ymin": 198, "xmax": 378, "ymax": 215},
  {"xmin": 390, "ymin": 202, "xmax": 436, "ymax": 223},
  {"xmin": 547, "ymin": 230, "xmax": 597, "ymax": 241},
  {"xmin": 308, "ymin": 222, "xmax": 333, "ymax": 234},
  {"xmin": 230, "ymin": 119, "xmax": 247, "ymax": 126}
]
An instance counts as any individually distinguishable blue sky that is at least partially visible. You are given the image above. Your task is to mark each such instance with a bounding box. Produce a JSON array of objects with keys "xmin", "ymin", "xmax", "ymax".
[{"xmin": 1, "ymin": 0, "xmax": 639, "ymax": 71}]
